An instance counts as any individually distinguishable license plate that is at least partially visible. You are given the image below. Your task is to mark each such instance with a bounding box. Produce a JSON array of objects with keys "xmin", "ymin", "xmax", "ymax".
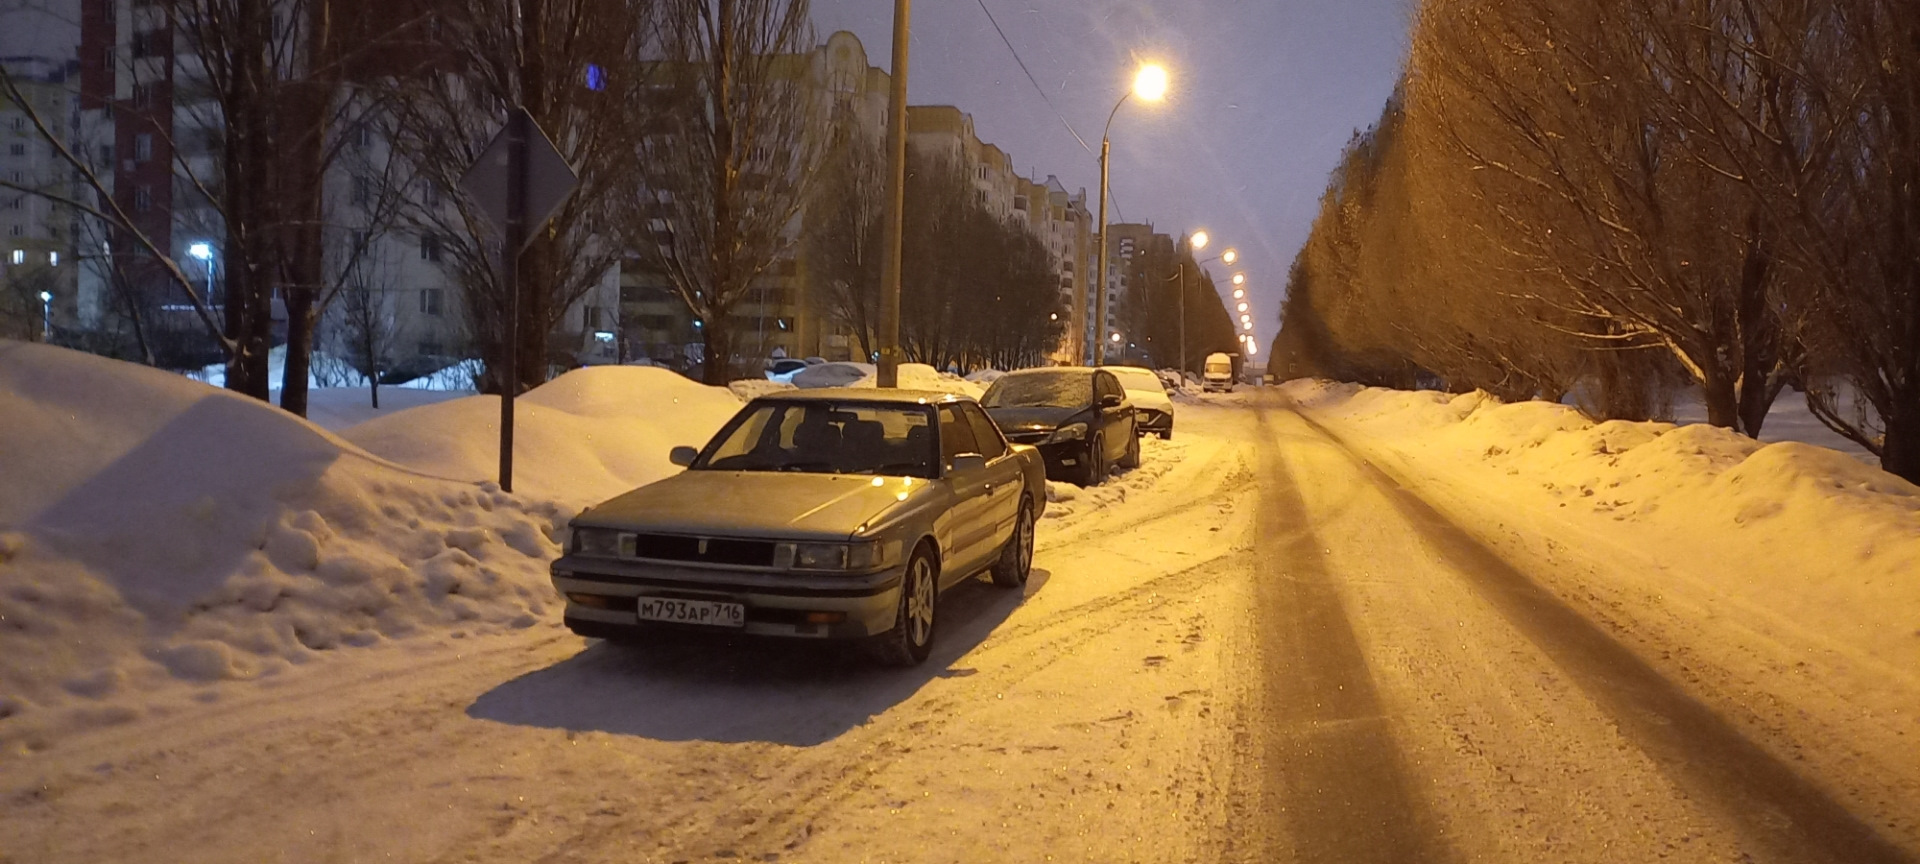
[{"xmin": 637, "ymin": 597, "xmax": 746, "ymax": 628}]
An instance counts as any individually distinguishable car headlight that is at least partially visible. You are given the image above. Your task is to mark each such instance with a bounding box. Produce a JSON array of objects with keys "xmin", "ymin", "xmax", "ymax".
[
  {"xmin": 572, "ymin": 527, "xmax": 626, "ymax": 557},
  {"xmin": 792, "ymin": 541, "xmax": 882, "ymax": 572},
  {"xmin": 1047, "ymin": 422, "xmax": 1088, "ymax": 444}
]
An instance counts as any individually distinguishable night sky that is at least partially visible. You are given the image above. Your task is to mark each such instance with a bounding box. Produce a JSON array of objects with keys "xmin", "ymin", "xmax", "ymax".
[{"xmin": 811, "ymin": 0, "xmax": 1414, "ymax": 355}]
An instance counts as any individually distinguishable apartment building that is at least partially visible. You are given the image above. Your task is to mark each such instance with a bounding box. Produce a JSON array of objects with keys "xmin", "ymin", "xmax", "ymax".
[
  {"xmin": 1, "ymin": 54, "xmax": 83, "ymax": 341},
  {"xmin": 909, "ymin": 104, "xmax": 1094, "ymax": 365},
  {"xmin": 619, "ymin": 30, "xmax": 890, "ymax": 368}
]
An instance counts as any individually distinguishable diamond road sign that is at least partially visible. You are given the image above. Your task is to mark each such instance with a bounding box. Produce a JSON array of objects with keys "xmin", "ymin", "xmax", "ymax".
[{"xmin": 459, "ymin": 107, "xmax": 578, "ymax": 252}]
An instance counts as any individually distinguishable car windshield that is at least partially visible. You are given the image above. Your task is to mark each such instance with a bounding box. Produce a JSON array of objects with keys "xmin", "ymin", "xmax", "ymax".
[
  {"xmin": 1110, "ymin": 368, "xmax": 1166, "ymax": 394},
  {"xmin": 981, "ymin": 372, "xmax": 1091, "ymax": 409},
  {"xmin": 694, "ymin": 401, "xmax": 936, "ymax": 478}
]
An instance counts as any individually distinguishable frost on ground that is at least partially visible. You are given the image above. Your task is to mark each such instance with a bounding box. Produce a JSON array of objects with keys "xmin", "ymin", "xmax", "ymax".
[
  {"xmin": 1280, "ymin": 378, "xmax": 1920, "ymax": 702},
  {"xmin": 0, "ymin": 342, "xmax": 738, "ymax": 752}
]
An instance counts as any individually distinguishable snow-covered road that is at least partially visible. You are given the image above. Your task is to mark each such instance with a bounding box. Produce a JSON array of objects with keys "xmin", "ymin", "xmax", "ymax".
[{"xmin": 5, "ymin": 393, "xmax": 1916, "ymax": 863}]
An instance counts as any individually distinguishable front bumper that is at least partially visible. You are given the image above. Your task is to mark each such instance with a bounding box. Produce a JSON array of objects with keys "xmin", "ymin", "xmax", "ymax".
[{"xmin": 550, "ymin": 554, "xmax": 903, "ymax": 641}]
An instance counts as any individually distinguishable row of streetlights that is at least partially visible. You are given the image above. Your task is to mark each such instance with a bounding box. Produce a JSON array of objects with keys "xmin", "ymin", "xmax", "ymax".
[{"xmin": 1093, "ymin": 63, "xmax": 1258, "ymax": 370}]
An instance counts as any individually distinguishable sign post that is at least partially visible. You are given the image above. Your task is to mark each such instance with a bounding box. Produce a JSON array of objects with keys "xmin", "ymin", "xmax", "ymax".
[{"xmin": 460, "ymin": 106, "xmax": 578, "ymax": 493}]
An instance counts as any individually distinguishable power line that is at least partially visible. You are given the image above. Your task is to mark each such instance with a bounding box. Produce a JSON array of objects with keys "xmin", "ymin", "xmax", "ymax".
[{"xmin": 973, "ymin": 0, "xmax": 1093, "ymax": 157}]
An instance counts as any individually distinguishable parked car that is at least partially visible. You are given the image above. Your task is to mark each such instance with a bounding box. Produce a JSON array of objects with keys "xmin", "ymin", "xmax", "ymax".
[
  {"xmin": 1203, "ymin": 352, "xmax": 1235, "ymax": 393},
  {"xmin": 1107, "ymin": 365, "xmax": 1176, "ymax": 439},
  {"xmin": 550, "ymin": 390, "xmax": 1047, "ymax": 666},
  {"xmin": 980, "ymin": 367, "xmax": 1140, "ymax": 486},
  {"xmin": 765, "ymin": 358, "xmax": 810, "ymax": 383}
]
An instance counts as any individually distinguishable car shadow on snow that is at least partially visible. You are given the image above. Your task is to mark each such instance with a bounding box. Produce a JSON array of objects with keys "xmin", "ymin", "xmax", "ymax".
[{"xmin": 464, "ymin": 569, "xmax": 1048, "ymax": 746}]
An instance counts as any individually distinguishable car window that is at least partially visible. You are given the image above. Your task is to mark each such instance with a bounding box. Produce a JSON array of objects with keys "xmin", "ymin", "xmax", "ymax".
[
  {"xmin": 698, "ymin": 401, "xmax": 936, "ymax": 477},
  {"xmin": 1096, "ymin": 372, "xmax": 1123, "ymax": 402},
  {"xmin": 981, "ymin": 371, "xmax": 1092, "ymax": 409},
  {"xmin": 938, "ymin": 405, "xmax": 981, "ymax": 465},
  {"xmin": 960, "ymin": 403, "xmax": 1008, "ymax": 459}
]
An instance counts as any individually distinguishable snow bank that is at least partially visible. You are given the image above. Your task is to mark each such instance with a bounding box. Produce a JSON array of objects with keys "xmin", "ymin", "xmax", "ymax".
[
  {"xmin": 1282, "ymin": 379, "xmax": 1920, "ymax": 668},
  {"xmin": 0, "ymin": 343, "xmax": 739, "ymax": 752},
  {"xmin": 1042, "ymin": 437, "xmax": 1190, "ymax": 523},
  {"xmin": 302, "ymin": 387, "xmax": 472, "ymax": 432},
  {"xmin": 728, "ymin": 378, "xmax": 797, "ymax": 402},
  {"xmin": 342, "ymin": 365, "xmax": 744, "ymax": 512}
]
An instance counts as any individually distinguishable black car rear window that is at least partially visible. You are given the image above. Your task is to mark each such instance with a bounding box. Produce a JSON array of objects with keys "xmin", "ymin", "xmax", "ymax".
[{"xmin": 981, "ymin": 372, "xmax": 1091, "ymax": 409}]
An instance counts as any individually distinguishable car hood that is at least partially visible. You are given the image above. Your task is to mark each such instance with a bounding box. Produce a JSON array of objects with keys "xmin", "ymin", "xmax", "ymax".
[
  {"xmin": 982, "ymin": 405, "xmax": 1086, "ymax": 432},
  {"xmin": 575, "ymin": 470, "xmax": 919, "ymax": 540},
  {"xmin": 1125, "ymin": 389, "xmax": 1173, "ymax": 412}
]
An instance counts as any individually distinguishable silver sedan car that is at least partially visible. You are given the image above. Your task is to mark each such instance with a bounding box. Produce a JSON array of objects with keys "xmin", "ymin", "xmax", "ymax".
[{"xmin": 550, "ymin": 389, "xmax": 1047, "ymax": 666}]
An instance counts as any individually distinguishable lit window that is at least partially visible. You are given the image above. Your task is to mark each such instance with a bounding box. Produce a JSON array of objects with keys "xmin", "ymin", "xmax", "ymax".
[
  {"xmin": 134, "ymin": 133, "xmax": 153, "ymax": 162},
  {"xmin": 48, "ymin": 251, "xmax": 59, "ymax": 266},
  {"xmin": 9, "ymin": 249, "xmax": 22, "ymax": 264}
]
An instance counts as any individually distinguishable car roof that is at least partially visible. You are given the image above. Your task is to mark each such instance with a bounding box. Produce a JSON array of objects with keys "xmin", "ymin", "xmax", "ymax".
[
  {"xmin": 751, "ymin": 388, "xmax": 974, "ymax": 406},
  {"xmin": 1001, "ymin": 366, "xmax": 1098, "ymax": 376}
]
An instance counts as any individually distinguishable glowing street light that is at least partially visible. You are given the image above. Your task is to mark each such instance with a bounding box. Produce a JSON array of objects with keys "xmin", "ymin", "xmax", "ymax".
[
  {"xmin": 1243, "ymin": 321, "xmax": 1254, "ymax": 331},
  {"xmin": 1233, "ymin": 289, "xmax": 1245, "ymax": 299},
  {"xmin": 1190, "ymin": 230, "xmax": 1210, "ymax": 252},
  {"xmin": 1237, "ymin": 302, "xmax": 1249, "ymax": 313},
  {"xmin": 1096, "ymin": 62, "xmax": 1172, "ymax": 365},
  {"xmin": 187, "ymin": 241, "xmax": 214, "ymax": 260},
  {"xmin": 1232, "ymin": 273, "xmax": 1245, "ymax": 285},
  {"xmin": 1133, "ymin": 64, "xmax": 1170, "ymax": 103},
  {"xmin": 1221, "ymin": 249, "xmax": 1238, "ymax": 266},
  {"xmin": 1111, "ymin": 332, "xmax": 1123, "ymax": 343}
]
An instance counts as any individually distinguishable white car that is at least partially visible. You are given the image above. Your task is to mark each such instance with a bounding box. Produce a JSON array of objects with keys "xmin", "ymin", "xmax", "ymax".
[
  {"xmin": 1203, "ymin": 353, "xmax": 1235, "ymax": 393},
  {"xmin": 1108, "ymin": 365, "xmax": 1176, "ymax": 439}
]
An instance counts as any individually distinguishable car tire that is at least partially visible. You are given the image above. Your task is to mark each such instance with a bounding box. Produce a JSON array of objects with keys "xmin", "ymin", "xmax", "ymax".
[
  {"xmin": 991, "ymin": 499, "xmax": 1035, "ymax": 589},
  {"xmin": 1075, "ymin": 434, "xmax": 1105, "ymax": 487},
  {"xmin": 1119, "ymin": 429, "xmax": 1142, "ymax": 469},
  {"xmin": 1159, "ymin": 428, "xmax": 1173, "ymax": 440},
  {"xmin": 871, "ymin": 543, "xmax": 938, "ymax": 667}
]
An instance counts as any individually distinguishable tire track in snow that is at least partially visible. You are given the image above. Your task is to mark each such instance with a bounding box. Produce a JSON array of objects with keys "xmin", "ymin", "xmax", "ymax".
[
  {"xmin": 1286, "ymin": 400, "xmax": 1918, "ymax": 864},
  {"xmin": 1230, "ymin": 408, "xmax": 1452, "ymax": 864}
]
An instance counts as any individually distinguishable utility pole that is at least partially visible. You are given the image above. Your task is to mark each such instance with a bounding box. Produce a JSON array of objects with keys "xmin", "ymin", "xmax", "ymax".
[
  {"xmin": 1095, "ymin": 138, "xmax": 1110, "ymax": 367},
  {"xmin": 875, "ymin": 0, "xmax": 911, "ymax": 388},
  {"xmin": 1178, "ymin": 260, "xmax": 1187, "ymax": 379}
]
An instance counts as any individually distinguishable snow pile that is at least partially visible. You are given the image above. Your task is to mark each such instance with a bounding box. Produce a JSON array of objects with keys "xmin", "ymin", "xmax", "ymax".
[
  {"xmin": 343, "ymin": 365, "xmax": 743, "ymax": 512},
  {"xmin": 1282, "ymin": 379, "xmax": 1920, "ymax": 667},
  {"xmin": 301, "ymin": 387, "xmax": 472, "ymax": 432},
  {"xmin": 790, "ymin": 362, "xmax": 985, "ymax": 398},
  {"xmin": 965, "ymin": 368, "xmax": 1007, "ymax": 385},
  {"xmin": 0, "ymin": 343, "xmax": 739, "ymax": 751},
  {"xmin": 1042, "ymin": 436, "xmax": 1190, "ymax": 522}
]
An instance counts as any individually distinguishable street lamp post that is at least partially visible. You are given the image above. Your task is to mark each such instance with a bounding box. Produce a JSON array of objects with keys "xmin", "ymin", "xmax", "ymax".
[
  {"xmin": 38, "ymin": 290, "xmax": 52, "ymax": 342},
  {"xmin": 1094, "ymin": 63, "xmax": 1167, "ymax": 367},
  {"xmin": 1178, "ymin": 232, "xmax": 1236, "ymax": 379}
]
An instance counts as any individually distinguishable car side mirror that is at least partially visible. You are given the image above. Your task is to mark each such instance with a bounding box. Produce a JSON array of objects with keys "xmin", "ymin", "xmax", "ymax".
[
  {"xmin": 669, "ymin": 446, "xmax": 699, "ymax": 467},
  {"xmin": 1099, "ymin": 393, "xmax": 1124, "ymax": 409},
  {"xmin": 948, "ymin": 453, "xmax": 987, "ymax": 475}
]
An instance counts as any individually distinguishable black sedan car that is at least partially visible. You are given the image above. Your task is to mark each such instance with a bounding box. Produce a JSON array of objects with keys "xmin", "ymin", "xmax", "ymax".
[{"xmin": 981, "ymin": 367, "xmax": 1139, "ymax": 486}]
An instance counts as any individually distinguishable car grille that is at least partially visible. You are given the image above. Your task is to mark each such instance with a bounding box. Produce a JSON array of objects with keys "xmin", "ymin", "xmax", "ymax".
[
  {"xmin": 1005, "ymin": 430, "xmax": 1051, "ymax": 445},
  {"xmin": 632, "ymin": 534, "xmax": 778, "ymax": 567}
]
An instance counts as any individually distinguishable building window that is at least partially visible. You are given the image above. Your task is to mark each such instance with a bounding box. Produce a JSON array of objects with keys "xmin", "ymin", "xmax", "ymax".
[
  {"xmin": 419, "ymin": 287, "xmax": 443, "ymax": 316},
  {"xmin": 48, "ymin": 251, "xmax": 58, "ymax": 266},
  {"xmin": 132, "ymin": 84, "xmax": 152, "ymax": 109},
  {"xmin": 9, "ymin": 249, "xmax": 22, "ymax": 264},
  {"xmin": 9, "ymin": 116, "xmax": 22, "ymax": 132},
  {"xmin": 352, "ymin": 175, "xmax": 372, "ymax": 206},
  {"xmin": 133, "ymin": 184, "xmax": 152, "ymax": 212},
  {"xmin": 351, "ymin": 123, "xmax": 372, "ymax": 148},
  {"xmin": 421, "ymin": 180, "xmax": 439, "ymax": 208},
  {"xmin": 1013, "ymin": 195, "xmax": 1028, "ymax": 211},
  {"xmin": 7, "ymin": 143, "xmax": 23, "ymax": 157},
  {"xmin": 7, "ymin": 226, "xmax": 22, "ymax": 238},
  {"xmin": 419, "ymin": 232, "xmax": 441, "ymax": 262},
  {"xmin": 5, "ymin": 197, "xmax": 19, "ymax": 210},
  {"xmin": 134, "ymin": 133, "xmax": 153, "ymax": 162}
]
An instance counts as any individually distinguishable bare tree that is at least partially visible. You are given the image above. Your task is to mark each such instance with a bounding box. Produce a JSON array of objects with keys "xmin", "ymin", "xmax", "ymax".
[
  {"xmin": 805, "ymin": 102, "xmax": 883, "ymax": 362},
  {"xmin": 383, "ymin": 0, "xmax": 648, "ymax": 395},
  {"xmin": 633, "ymin": 0, "xmax": 825, "ymax": 384}
]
